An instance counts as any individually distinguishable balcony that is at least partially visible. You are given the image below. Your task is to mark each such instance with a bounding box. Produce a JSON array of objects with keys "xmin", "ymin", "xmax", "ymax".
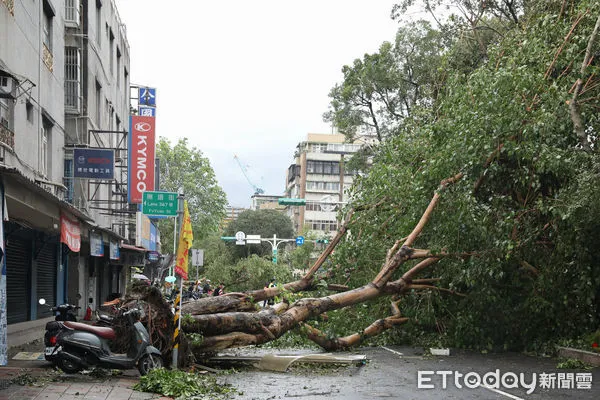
[{"xmin": 0, "ymin": 123, "xmax": 15, "ymax": 150}]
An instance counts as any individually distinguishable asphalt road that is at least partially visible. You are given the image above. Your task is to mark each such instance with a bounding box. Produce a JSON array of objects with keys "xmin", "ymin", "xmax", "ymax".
[{"xmin": 217, "ymin": 346, "xmax": 599, "ymax": 400}]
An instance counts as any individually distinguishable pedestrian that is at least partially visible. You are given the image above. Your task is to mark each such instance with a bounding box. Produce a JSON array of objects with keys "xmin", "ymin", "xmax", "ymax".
[
  {"xmin": 267, "ymin": 278, "xmax": 276, "ymax": 306},
  {"xmin": 203, "ymin": 280, "xmax": 211, "ymax": 296},
  {"xmin": 213, "ymin": 283, "xmax": 224, "ymax": 296}
]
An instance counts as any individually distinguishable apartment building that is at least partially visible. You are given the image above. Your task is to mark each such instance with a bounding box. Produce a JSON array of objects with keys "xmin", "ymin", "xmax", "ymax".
[
  {"xmin": 0, "ymin": 0, "xmax": 144, "ymax": 358},
  {"xmin": 284, "ymin": 133, "xmax": 367, "ymax": 235}
]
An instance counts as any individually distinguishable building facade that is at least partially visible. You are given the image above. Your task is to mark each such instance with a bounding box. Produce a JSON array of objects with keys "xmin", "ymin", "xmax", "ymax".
[
  {"xmin": 0, "ymin": 0, "xmax": 148, "ymax": 357},
  {"xmin": 284, "ymin": 133, "xmax": 368, "ymax": 235},
  {"xmin": 250, "ymin": 194, "xmax": 283, "ymax": 211}
]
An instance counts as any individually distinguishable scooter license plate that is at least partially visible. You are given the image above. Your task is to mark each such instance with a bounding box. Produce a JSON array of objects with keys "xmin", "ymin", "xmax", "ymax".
[{"xmin": 45, "ymin": 346, "xmax": 59, "ymax": 356}]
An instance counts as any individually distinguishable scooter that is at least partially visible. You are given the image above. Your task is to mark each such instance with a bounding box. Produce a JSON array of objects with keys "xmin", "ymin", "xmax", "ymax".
[
  {"xmin": 39, "ymin": 298, "xmax": 80, "ymax": 321},
  {"xmin": 40, "ymin": 299, "xmax": 163, "ymax": 375}
]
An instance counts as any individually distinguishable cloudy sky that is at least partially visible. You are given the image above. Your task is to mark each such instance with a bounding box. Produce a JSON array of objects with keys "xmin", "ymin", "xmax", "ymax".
[{"xmin": 115, "ymin": 0, "xmax": 403, "ymax": 207}]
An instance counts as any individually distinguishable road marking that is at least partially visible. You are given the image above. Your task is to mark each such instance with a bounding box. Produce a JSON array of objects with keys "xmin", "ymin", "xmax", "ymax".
[
  {"xmin": 381, "ymin": 346, "xmax": 404, "ymax": 356},
  {"xmin": 481, "ymin": 385, "xmax": 525, "ymax": 400}
]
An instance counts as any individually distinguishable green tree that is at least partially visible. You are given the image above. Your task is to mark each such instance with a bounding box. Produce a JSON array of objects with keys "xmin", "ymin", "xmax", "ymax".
[
  {"xmin": 156, "ymin": 137, "xmax": 227, "ymax": 253},
  {"xmin": 324, "ymin": 20, "xmax": 445, "ymax": 142},
  {"xmin": 328, "ymin": 0, "xmax": 600, "ymax": 351},
  {"xmin": 225, "ymin": 209, "xmax": 294, "ymax": 260}
]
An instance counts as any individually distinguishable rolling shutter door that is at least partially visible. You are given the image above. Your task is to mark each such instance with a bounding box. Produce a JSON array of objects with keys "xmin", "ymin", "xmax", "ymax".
[
  {"xmin": 6, "ymin": 236, "xmax": 30, "ymax": 324},
  {"xmin": 36, "ymin": 242, "xmax": 57, "ymax": 319}
]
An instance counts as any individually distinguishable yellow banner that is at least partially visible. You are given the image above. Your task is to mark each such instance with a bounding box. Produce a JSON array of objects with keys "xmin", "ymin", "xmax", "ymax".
[{"xmin": 174, "ymin": 200, "xmax": 193, "ymax": 279}]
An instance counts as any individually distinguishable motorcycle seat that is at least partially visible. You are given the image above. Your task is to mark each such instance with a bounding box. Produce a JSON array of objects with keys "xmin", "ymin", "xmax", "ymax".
[{"xmin": 64, "ymin": 321, "xmax": 116, "ymax": 340}]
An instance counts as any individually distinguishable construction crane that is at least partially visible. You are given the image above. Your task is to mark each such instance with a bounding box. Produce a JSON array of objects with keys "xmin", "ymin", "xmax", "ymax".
[{"xmin": 233, "ymin": 154, "xmax": 265, "ymax": 195}]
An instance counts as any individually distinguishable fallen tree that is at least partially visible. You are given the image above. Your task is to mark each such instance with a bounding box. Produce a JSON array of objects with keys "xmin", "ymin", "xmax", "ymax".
[{"xmin": 176, "ymin": 174, "xmax": 465, "ymax": 356}]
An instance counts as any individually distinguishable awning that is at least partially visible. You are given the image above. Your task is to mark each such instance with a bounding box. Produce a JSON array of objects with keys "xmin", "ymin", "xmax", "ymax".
[
  {"xmin": 120, "ymin": 243, "xmax": 147, "ymax": 252},
  {"xmin": 0, "ymin": 165, "xmax": 93, "ymax": 222}
]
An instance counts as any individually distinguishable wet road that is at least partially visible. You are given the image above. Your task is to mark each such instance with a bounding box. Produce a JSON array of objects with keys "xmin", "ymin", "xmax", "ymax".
[{"xmin": 219, "ymin": 346, "xmax": 599, "ymax": 400}]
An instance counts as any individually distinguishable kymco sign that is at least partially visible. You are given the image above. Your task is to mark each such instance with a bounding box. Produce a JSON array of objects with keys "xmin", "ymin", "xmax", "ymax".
[{"xmin": 128, "ymin": 115, "xmax": 156, "ymax": 203}]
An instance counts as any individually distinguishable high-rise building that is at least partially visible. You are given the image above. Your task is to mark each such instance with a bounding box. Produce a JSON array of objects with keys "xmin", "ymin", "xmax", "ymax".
[{"xmin": 284, "ymin": 133, "xmax": 373, "ymax": 235}]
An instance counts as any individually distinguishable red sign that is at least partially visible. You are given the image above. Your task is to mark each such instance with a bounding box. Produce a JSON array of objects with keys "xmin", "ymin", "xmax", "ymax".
[
  {"xmin": 128, "ymin": 115, "xmax": 156, "ymax": 203},
  {"xmin": 60, "ymin": 213, "xmax": 81, "ymax": 252}
]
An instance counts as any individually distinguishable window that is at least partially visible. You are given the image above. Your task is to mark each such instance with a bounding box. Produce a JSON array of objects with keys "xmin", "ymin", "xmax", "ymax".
[
  {"xmin": 95, "ymin": 80, "xmax": 102, "ymax": 125},
  {"xmin": 116, "ymin": 47, "xmax": 121, "ymax": 87},
  {"xmin": 41, "ymin": 117, "xmax": 53, "ymax": 177},
  {"xmin": 64, "ymin": 47, "xmax": 80, "ymax": 110},
  {"xmin": 42, "ymin": 0, "xmax": 54, "ymax": 51},
  {"xmin": 305, "ymin": 219, "xmax": 338, "ymax": 232},
  {"xmin": 96, "ymin": 1, "xmax": 101, "ymax": 46},
  {"xmin": 306, "ymin": 161, "xmax": 340, "ymax": 175},
  {"xmin": 64, "ymin": 0, "xmax": 80, "ymax": 25},
  {"xmin": 0, "ymin": 98, "xmax": 9, "ymax": 128},
  {"xmin": 26, "ymin": 101, "xmax": 33, "ymax": 123},
  {"xmin": 124, "ymin": 68, "xmax": 129, "ymax": 99},
  {"xmin": 306, "ymin": 181, "xmax": 340, "ymax": 192},
  {"xmin": 109, "ymin": 29, "xmax": 114, "ymax": 75}
]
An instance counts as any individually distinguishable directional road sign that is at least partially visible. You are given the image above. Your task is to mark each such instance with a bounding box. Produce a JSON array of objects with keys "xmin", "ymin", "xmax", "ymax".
[{"xmin": 142, "ymin": 191, "xmax": 177, "ymax": 216}]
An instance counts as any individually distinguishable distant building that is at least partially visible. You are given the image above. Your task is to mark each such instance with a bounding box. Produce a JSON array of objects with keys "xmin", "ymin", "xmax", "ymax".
[
  {"xmin": 222, "ymin": 205, "xmax": 248, "ymax": 228},
  {"xmin": 284, "ymin": 133, "xmax": 374, "ymax": 235},
  {"xmin": 251, "ymin": 194, "xmax": 283, "ymax": 211}
]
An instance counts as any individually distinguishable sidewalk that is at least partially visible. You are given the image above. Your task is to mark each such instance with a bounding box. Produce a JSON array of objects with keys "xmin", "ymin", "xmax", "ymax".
[{"xmin": 0, "ymin": 362, "xmax": 172, "ymax": 400}]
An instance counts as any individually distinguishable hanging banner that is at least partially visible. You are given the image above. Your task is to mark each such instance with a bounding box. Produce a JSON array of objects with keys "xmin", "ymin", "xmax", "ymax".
[
  {"xmin": 109, "ymin": 240, "xmax": 120, "ymax": 260},
  {"xmin": 60, "ymin": 213, "xmax": 81, "ymax": 252},
  {"xmin": 128, "ymin": 115, "xmax": 156, "ymax": 203},
  {"xmin": 174, "ymin": 201, "xmax": 193, "ymax": 280},
  {"xmin": 90, "ymin": 232, "xmax": 104, "ymax": 257}
]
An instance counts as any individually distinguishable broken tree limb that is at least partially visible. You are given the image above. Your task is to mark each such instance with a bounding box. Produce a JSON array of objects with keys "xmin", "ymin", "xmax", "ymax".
[
  {"xmin": 569, "ymin": 11, "xmax": 600, "ymax": 149},
  {"xmin": 407, "ymin": 284, "xmax": 467, "ymax": 297},
  {"xmin": 303, "ymin": 316, "xmax": 409, "ymax": 351}
]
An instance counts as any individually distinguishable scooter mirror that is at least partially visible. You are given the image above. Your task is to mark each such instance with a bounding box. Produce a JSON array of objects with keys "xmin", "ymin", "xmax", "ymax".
[{"xmin": 39, "ymin": 298, "xmax": 46, "ymax": 305}]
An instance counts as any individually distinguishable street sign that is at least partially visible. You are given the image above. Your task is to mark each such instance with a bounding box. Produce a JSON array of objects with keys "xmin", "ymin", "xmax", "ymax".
[
  {"xmin": 246, "ymin": 234, "xmax": 261, "ymax": 244},
  {"xmin": 191, "ymin": 249, "xmax": 204, "ymax": 267},
  {"xmin": 235, "ymin": 231, "xmax": 245, "ymax": 245},
  {"xmin": 296, "ymin": 236, "xmax": 305, "ymax": 245},
  {"xmin": 278, "ymin": 198, "xmax": 306, "ymax": 206},
  {"xmin": 139, "ymin": 87, "xmax": 156, "ymax": 106},
  {"xmin": 73, "ymin": 148, "xmax": 115, "ymax": 179},
  {"xmin": 142, "ymin": 191, "xmax": 178, "ymax": 216}
]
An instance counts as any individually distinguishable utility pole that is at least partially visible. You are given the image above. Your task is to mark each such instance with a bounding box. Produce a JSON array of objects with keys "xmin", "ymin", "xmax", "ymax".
[{"xmin": 261, "ymin": 234, "xmax": 295, "ymax": 264}]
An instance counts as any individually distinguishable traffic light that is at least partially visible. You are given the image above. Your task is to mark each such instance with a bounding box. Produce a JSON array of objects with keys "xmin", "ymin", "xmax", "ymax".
[
  {"xmin": 278, "ymin": 198, "xmax": 306, "ymax": 206},
  {"xmin": 315, "ymin": 239, "xmax": 329, "ymax": 244}
]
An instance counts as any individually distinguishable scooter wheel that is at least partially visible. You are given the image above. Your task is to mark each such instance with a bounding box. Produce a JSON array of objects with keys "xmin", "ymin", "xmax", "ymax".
[
  {"xmin": 59, "ymin": 357, "xmax": 83, "ymax": 374},
  {"xmin": 138, "ymin": 354, "xmax": 163, "ymax": 376}
]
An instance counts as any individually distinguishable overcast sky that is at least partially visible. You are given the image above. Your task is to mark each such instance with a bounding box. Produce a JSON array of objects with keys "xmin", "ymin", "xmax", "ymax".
[{"xmin": 115, "ymin": 0, "xmax": 403, "ymax": 207}]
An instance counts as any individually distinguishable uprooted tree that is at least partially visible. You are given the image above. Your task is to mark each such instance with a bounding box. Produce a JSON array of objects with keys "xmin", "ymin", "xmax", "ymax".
[{"xmin": 128, "ymin": 0, "xmax": 599, "ymax": 363}]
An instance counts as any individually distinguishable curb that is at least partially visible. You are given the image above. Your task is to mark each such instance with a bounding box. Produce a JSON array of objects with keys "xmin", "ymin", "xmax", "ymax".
[{"xmin": 557, "ymin": 346, "xmax": 600, "ymax": 367}]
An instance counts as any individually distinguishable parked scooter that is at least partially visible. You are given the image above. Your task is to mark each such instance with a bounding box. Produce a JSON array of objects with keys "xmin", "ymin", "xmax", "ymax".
[
  {"xmin": 40, "ymin": 298, "xmax": 163, "ymax": 375},
  {"xmin": 39, "ymin": 298, "xmax": 80, "ymax": 321}
]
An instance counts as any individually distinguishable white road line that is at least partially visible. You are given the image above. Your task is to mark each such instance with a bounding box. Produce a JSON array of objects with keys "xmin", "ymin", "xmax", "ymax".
[
  {"xmin": 481, "ymin": 384, "xmax": 526, "ymax": 400},
  {"xmin": 381, "ymin": 346, "xmax": 404, "ymax": 356}
]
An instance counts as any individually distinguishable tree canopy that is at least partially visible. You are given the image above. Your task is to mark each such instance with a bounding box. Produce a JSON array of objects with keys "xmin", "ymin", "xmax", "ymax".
[
  {"xmin": 321, "ymin": 0, "xmax": 600, "ymax": 350},
  {"xmin": 155, "ymin": 137, "xmax": 227, "ymax": 253},
  {"xmin": 224, "ymin": 209, "xmax": 295, "ymax": 260}
]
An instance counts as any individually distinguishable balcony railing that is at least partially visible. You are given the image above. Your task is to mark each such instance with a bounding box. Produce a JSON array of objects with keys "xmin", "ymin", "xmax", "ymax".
[{"xmin": 0, "ymin": 123, "xmax": 15, "ymax": 150}]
